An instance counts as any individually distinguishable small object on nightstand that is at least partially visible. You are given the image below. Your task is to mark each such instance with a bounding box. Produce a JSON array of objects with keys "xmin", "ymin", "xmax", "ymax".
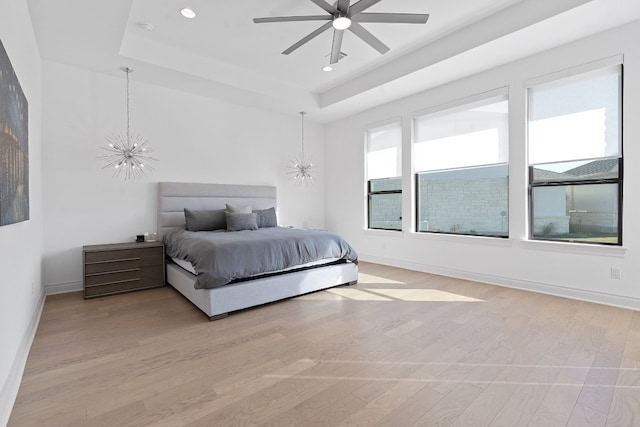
[{"xmin": 136, "ymin": 234, "xmax": 145, "ymax": 242}]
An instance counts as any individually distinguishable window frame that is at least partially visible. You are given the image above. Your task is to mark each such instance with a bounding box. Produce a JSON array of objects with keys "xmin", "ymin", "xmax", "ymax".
[
  {"xmin": 528, "ymin": 159, "xmax": 623, "ymax": 246},
  {"xmin": 412, "ymin": 91, "xmax": 509, "ymax": 238},
  {"xmin": 367, "ymin": 177, "xmax": 402, "ymax": 231},
  {"xmin": 526, "ymin": 63, "xmax": 623, "ymax": 246},
  {"xmin": 365, "ymin": 120, "xmax": 403, "ymax": 232}
]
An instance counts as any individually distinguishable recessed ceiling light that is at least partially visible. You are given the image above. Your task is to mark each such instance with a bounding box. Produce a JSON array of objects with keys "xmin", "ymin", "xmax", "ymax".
[
  {"xmin": 136, "ymin": 22, "xmax": 154, "ymax": 31},
  {"xmin": 322, "ymin": 65, "xmax": 333, "ymax": 72},
  {"xmin": 180, "ymin": 8, "xmax": 196, "ymax": 19},
  {"xmin": 332, "ymin": 16, "xmax": 351, "ymax": 30}
]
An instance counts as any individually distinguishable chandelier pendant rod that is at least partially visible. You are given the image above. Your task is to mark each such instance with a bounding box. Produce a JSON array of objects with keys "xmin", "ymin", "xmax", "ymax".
[
  {"xmin": 122, "ymin": 66, "xmax": 132, "ymax": 147},
  {"xmin": 300, "ymin": 111, "xmax": 306, "ymax": 159}
]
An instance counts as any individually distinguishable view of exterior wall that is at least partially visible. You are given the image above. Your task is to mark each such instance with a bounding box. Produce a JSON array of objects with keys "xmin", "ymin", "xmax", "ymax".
[
  {"xmin": 567, "ymin": 183, "xmax": 618, "ymax": 234},
  {"xmin": 369, "ymin": 177, "xmax": 401, "ymax": 230},
  {"xmin": 569, "ymin": 211, "xmax": 617, "ymax": 233},
  {"xmin": 531, "ymin": 185, "xmax": 570, "ymax": 235},
  {"xmin": 533, "ymin": 180, "xmax": 618, "ymax": 236},
  {"xmin": 532, "ymin": 215, "xmax": 570, "ymax": 235},
  {"xmin": 418, "ymin": 177, "xmax": 508, "ymax": 235},
  {"xmin": 369, "ymin": 193, "xmax": 402, "ymax": 229}
]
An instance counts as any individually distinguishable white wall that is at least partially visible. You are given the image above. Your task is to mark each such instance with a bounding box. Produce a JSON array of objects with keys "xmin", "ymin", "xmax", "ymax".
[
  {"xmin": 325, "ymin": 20, "xmax": 640, "ymax": 310},
  {"xmin": 41, "ymin": 61, "xmax": 325, "ymax": 293},
  {"xmin": 0, "ymin": 0, "xmax": 43, "ymax": 423}
]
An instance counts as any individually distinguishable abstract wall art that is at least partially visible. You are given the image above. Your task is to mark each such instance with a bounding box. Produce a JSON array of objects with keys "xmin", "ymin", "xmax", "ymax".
[{"xmin": 0, "ymin": 39, "xmax": 29, "ymax": 226}]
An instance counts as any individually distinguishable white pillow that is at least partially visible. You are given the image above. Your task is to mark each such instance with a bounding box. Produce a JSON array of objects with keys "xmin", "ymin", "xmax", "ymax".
[{"xmin": 225, "ymin": 203, "xmax": 252, "ymax": 214}]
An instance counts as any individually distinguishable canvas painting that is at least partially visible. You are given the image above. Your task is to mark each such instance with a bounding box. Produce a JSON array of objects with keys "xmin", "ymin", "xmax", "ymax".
[{"xmin": 0, "ymin": 38, "xmax": 29, "ymax": 226}]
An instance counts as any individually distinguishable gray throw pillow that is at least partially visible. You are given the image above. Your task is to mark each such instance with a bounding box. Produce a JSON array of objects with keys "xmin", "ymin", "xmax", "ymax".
[
  {"xmin": 253, "ymin": 207, "xmax": 278, "ymax": 228},
  {"xmin": 225, "ymin": 212, "xmax": 258, "ymax": 231},
  {"xmin": 184, "ymin": 209, "xmax": 226, "ymax": 231}
]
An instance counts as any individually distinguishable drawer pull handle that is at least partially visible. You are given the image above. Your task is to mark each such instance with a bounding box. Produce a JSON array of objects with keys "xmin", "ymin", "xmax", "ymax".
[
  {"xmin": 85, "ymin": 278, "xmax": 141, "ymax": 288},
  {"xmin": 85, "ymin": 257, "xmax": 141, "ymax": 265},
  {"xmin": 86, "ymin": 268, "xmax": 141, "ymax": 277}
]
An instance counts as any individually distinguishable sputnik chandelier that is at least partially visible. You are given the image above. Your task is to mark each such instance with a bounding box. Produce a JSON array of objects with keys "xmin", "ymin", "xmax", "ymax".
[
  {"xmin": 287, "ymin": 111, "xmax": 317, "ymax": 185},
  {"xmin": 99, "ymin": 67, "xmax": 156, "ymax": 180}
]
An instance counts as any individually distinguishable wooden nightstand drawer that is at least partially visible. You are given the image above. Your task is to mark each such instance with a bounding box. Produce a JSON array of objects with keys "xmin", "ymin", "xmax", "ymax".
[
  {"xmin": 84, "ymin": 247, "xmax": 163, "ymax": 274},
  {"xmin": 84, "ymin": 267, "xmax": 165, "ymax": 297},
  {"xmin": 83, "ymin": 241, "xmax": 165, "ymax": 299},
  {"xmin": 84, "ymin": 246, "xmax": 163, "ymax": 266}
]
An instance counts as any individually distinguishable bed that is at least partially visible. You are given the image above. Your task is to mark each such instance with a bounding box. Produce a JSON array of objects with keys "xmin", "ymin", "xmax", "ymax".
[{"xmin": 157, "ymin": 182, "xmax": 359, "ymax": 320}]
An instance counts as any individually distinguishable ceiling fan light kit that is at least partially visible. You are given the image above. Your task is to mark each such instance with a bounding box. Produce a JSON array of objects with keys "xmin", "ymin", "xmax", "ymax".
[
  {"xmin": 253, "ymin": 0, "xmax": 429, "ymax": 65},
  {"xmin": 180, "ymin": 8, "xmax": 196, "ymax": 19},
  {"xmin": 332, "ymin": 16, "xmax": 352, "ymax": 30}
]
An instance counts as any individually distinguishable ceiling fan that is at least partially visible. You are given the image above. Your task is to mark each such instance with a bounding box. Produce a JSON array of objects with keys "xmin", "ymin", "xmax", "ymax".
[{"xmin": 253, "ymin": 0, "xmax": 430, "ymax": 64}]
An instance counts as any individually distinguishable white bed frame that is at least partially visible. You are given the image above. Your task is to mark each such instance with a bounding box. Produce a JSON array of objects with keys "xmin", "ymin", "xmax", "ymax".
[{"xmin": 158, "ymin": 182, "xmax": 358, "ymax": 320}]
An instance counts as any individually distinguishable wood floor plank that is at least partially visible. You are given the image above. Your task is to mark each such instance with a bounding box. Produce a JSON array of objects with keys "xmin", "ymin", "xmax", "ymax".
[
  {"xmin": 605, "ymin": 386, "xmax": 640, "ymax": 426},
  {"xmin": 411, "ymin": 382, "xmax": 485, "ymax": 426},
  {"xmin": 574, "ymin": 307, "xmax": 633, "ymax": 419},
  {"xmin": 8, "ymin": 262, "xmax": 639, "ymax": 426}
]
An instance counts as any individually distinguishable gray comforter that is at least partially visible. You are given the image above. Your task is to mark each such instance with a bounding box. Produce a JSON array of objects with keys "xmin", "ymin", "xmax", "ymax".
[{"xmin": 163, "ymin": 227, "xmax": 358, "ymax": 289}]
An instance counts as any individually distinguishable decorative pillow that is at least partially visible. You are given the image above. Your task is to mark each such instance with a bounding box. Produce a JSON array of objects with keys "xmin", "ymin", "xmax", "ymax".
[
  {"xmin": 253, "ymin": 207, "xmax": 278, "ymax": 228},
  {"xmin": 225, "ymin": 212, "xmax": 258, "ymax": 231},
  {"xmin": 184, "ymin": 209, "xmax": 226, "ymax": 231},
  {"xmin": 225, "ymin": 203, "xmax": 252, "ymax": 214}
]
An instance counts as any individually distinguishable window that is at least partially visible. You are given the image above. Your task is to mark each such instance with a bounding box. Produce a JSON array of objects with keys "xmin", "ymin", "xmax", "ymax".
[
  {"xmin": 366, "ymin": 122, "xmax": 402, "ymax": 230},
  {"xmin": 528, "ymin": 64, "xmax": 622, "ymax": 245},
  {"xmin": 414, "ymin": 94, "xmax": 509, "ymax": 237}
]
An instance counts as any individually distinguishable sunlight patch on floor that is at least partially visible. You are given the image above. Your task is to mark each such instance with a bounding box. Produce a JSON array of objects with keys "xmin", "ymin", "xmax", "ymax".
[
  {"xmin": 324, "ymin": 287, "xmax": 483, "ymax": 302},
  {"xmin": 367, "ymin": 288, "xmax": 484, "ymax": 302},
  {"xmin": 326, "ymin": 288, "xmax": 392, "ymax": 301},
  {"xmin": 357, "ymin": 273, "xmax": 406, "ymax": 285}
]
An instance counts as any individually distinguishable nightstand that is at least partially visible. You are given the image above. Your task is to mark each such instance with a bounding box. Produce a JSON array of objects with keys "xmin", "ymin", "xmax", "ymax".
[{"xmin": 82, "ymin": 241, "xmax": 165, "ymax": 299}]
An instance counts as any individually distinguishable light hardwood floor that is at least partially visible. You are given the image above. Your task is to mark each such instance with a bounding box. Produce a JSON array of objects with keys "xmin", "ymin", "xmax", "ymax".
[{"xmin": 9, "ymin": 262, "xmax": 640, "ymax": 426}]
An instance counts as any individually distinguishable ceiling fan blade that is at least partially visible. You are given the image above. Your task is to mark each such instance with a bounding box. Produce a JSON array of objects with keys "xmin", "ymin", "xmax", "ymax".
[
  {"xmin": 330, "ymin": 30, "xmax": 344, "ymax": 64},
  {"xmin": 352, "ymin": 13, "xmax": 430, "ymax": 24},
  {"xmin": 348, "ymin": 0, "xmax": 382, "ymax": 16},
  {"xmin": 337, "ymin": 0, "xmax": 351, "ymax": 13},
  {"xmin": 253, "ymin": 15, "xmax": 331, "ymax": 24},
  {"xmin": 309, "ymin": 0, "xmax": 338, "ymax": 14},
  {"xmin": 282, "ymin": 21, "xmax": 333, "ymax": 55},
  {"xmin": 348, "ymin": 22, "xmax": 389, "ymax": 54}
]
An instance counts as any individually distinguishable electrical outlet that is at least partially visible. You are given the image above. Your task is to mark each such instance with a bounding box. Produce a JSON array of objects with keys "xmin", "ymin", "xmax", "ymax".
[{"xmin": 610, "ymin": 267, "xmax": 621, "ymax": 280}]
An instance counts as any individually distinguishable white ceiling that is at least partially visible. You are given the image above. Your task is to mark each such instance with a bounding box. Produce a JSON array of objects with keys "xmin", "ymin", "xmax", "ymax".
[{"xmin": 27, "ymin": 0, "xmax": 640, "ymax": 123}]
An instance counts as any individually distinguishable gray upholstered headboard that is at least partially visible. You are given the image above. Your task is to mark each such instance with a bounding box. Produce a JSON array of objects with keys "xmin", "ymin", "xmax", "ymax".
[{"xmin": 157, "ymin": 182, "xmax": 277, "ymax": 238}]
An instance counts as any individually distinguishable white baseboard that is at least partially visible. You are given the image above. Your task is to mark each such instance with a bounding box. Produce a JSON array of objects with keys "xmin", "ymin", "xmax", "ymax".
[
  {"xmin": 0, "ymin": 289, "xmax": 46, "ymax": 426},
  {"xmin": 360, "ymin": 254, "xmax": 640, "ymax": 312},
  {"xmin": 44, "ymin": 280, "xmax": 82, "ymax": 295}
]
